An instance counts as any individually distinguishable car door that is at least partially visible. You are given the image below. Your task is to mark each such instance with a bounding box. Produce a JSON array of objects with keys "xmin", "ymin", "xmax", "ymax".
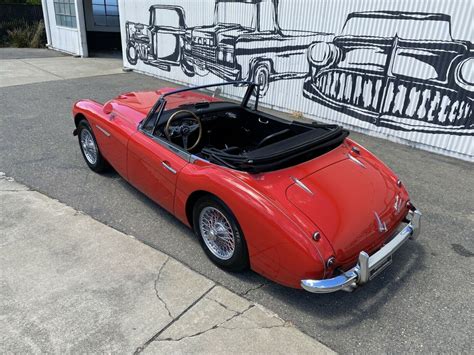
[
  {"xmin": 148, "ymin": 5, "xmax": 186, "ymax": 66},
  {"xmin": 127, "ymin": 129, "xmax": 188, "ymax": 213},
  {"xmin": 93, "ymin": 106, "xmax": 137, "ymax": 179}
]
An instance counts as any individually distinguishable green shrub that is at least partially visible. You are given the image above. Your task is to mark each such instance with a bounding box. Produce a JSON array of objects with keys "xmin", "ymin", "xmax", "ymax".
[
  {"xmin": 5, "ymin": 20, "xmax": 45, "ymax": 48},
  {"xmin": 30, "ymin": 20, "xmax": 45, "ymax": 47}
]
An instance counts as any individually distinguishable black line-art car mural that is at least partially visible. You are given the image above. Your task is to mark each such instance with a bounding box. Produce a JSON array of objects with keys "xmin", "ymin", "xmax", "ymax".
[
  {"xmin": 303, "ymin": 11, "xmax": 474, "ymax": 135},
  {"xmin": 125, "ymin": 0, "xmax": 331, "ymax": 96}
]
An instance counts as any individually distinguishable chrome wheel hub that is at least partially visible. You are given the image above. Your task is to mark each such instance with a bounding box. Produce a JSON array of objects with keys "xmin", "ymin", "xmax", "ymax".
[
  {"xmin": 80, "ymin": 129, "xmax": 98, "ymax": 165},
  {"xmin": 199, "ymin": 207, "xmax": 235, "ymax": 260}
]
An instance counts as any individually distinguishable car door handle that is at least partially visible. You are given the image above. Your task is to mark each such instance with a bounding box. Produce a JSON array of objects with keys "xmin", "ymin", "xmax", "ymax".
[{"xmin": 161, "ymin": 161, "xmax": 177, "ymax": 174}]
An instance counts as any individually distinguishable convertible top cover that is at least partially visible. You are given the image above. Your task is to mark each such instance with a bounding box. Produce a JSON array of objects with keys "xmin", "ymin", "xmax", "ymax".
[{"xmin": 202, "ymin": 123, "xmax": 349, "ymax": 173}]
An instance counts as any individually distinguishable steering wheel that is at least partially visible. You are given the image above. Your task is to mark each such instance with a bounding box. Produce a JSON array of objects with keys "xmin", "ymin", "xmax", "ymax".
[{"xmin": 164, "ymin": 110, "xmax": 203, "ymax": 151}]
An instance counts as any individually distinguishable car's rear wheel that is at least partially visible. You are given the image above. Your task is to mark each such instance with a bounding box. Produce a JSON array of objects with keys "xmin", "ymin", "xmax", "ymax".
[
  {"xmin": 193, "ymin": 196, "xmax": 249, "ymax": 271},
  {"xmin": 77, "ymin": 119, "xmax": 109, "ymax": 173}
]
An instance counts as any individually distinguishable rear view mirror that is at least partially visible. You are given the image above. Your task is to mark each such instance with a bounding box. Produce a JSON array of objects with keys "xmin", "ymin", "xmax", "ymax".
[{"xmin": 212, "ymin": 88, "xmax": 222, "ymax": 98}]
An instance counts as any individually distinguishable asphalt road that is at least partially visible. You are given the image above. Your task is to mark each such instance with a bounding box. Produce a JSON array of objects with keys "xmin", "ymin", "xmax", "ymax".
[{"xmin": 1, "ymin": 72, "xmax": 473, "ymax": 353}]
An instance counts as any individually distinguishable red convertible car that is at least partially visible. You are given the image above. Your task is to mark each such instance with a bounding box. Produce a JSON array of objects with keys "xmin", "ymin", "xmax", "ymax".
[{"xmin": 72, "ymin": 81, "xmax": 421, "ymax": 293}]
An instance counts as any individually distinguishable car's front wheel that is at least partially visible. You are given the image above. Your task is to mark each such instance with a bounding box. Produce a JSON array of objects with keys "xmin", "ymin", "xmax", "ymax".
[
  {"xmin": 193, "ymin": 196, "xmax": 249, "ymax": 271},
  {"xmin": 77, "ymin": 119, "xmax": 109, "ymax": 173},
  {"xmin": 126, "ymin": 42, "xmax": 138, "ymax": 65}
]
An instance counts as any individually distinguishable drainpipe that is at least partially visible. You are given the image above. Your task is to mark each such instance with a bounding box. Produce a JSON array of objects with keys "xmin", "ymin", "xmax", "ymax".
[{"xmin": 41, "ymin": 0, "xmax": 52, "ymax": 47}]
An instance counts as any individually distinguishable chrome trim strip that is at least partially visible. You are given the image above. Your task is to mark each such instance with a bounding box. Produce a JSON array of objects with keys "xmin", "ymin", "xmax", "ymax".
[
  {"xmin": 161, "ymin": 161, "xmax": 177, "ymax": 174},
  {"xmin": 301, "ymin": 208, "xmax": 422, "ymax": 294},
  {"xmin": 95, "ymin": 125, "xmax": 111, "ymax": 137},
  {"xmin": 291, "ymin": 176, "xmax": 314, "ymax": 195},
  {"xmin": 374, "ymin": 211, "xmax": 388, "ymax": 232},
  {"xmin": 347, "ymin": 153, "xmax": 366, "ymax": 168}
]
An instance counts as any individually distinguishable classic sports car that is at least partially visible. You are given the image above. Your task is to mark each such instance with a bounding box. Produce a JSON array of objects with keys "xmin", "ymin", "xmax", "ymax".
[
  {"xmin": 72, "ymin": 81, "xmax": 421, "ymax": 293},
  {"xmin": 303, "ymin": 11, "xmax": 473, "ymax": 135}
]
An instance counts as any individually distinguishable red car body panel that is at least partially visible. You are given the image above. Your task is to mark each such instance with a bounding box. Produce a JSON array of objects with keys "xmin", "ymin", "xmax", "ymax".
[{"xmin": 73, "ymin": 88, "xmax": 411, "ymax": 289}]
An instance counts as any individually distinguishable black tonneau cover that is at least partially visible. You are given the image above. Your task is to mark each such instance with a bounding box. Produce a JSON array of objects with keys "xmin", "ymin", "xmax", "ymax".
[{"xmin": 202, "ymin": 124, "xmax": 349, "ymax": 173}]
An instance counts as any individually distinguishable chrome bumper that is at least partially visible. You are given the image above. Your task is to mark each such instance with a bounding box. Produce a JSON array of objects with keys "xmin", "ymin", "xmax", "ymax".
[{"xmin": 301, "ymin": 208, "xmax": 421, "ymax": 294}]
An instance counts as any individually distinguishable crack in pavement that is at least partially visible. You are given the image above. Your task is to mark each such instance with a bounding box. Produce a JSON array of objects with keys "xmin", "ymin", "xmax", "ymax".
[
  {"xmin": 205, "ymin": 294, "xmax": 242, "ymax": 314},
  {"xmin": 240, "ymin": 282, "xmax": 267, "ymax": 297},
  {"xmin": 153, "ymin": 257, "xmax": 173, "ymax": 319},
  {"xmin": 133, "ymin": 285, "xmax": 216, "ymax": 354},
  {"xmin": 158, "ymin": 303, "xmax": 255, "ymax": 343}
]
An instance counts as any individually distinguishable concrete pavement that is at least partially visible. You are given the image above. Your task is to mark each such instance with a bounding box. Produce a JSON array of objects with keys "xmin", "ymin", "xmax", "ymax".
[
  {"xmin": 0, "ymin": 48, "xmax": 122, "ymax": 87},
  {"xmin": 0, "ymin": 48, "xmax": 473, "ymax": 353},
  {"xmin": 0, "ymin": 174, "xmax": 333, "ymax": 354}
]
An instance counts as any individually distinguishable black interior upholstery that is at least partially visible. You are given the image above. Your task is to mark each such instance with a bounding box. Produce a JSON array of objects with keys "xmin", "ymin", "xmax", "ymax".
[
  {"xmin": 158, "ymin": 102, "xmax": 306, "ymax": 153},
  {"xmin": 157, "ymin": 101, "xmax": 348, "ymax": 172}
]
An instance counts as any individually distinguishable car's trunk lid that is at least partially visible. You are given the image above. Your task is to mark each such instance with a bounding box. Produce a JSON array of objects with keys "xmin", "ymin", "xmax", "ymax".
[{"xmin": 286, "ymin": 153, "xmax": 406, "ymax": 265}]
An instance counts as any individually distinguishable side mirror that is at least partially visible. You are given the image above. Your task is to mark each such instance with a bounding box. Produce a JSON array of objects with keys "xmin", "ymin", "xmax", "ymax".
[
  {"xmin": 212, "ymin": 88, "xmax": 222, "ymax": 98},
  {"xmin": 103, "ymin": 102, "xmax": 113, "ymax": 115}
]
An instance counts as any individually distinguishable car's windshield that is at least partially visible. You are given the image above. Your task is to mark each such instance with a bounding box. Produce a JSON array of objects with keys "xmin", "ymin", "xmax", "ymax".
[
  {"xmin": 342, "ymin": 16, "xmax": 452, "ymax": 41},
  {"xmin": 163, "ymin": 82, "xmax": 254, "ymax": 110},
  {"xmin": 215, "ymin": 3, "xmax": 256, "ymax": 29},
  {"xmin": 145, "ymin": 82, "xmax": 258, "ymax": 135}
]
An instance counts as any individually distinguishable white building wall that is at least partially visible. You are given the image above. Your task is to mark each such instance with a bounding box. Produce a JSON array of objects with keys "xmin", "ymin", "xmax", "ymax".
[
  {"xmin": 42, "ymin": 0, "xmax": 87, "ymax": 56},
  {"xmin": 119, "ymin": 0, "xmax": 473, "ymax": 161}
]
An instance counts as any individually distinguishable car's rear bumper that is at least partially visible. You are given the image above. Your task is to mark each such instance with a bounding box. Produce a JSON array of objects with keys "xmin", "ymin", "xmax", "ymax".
[{"xmin": 301, "ymin": 206, "xmax": 422, "ymax": 293}]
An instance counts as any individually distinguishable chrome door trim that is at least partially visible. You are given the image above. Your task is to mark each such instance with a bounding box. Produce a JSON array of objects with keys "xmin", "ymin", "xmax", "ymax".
[
  {"xmin": 162, "ymin": 161, "xmax": 177, "ymax": 174},
  {"xmin": 95, "ymin": 125, "xmax": 111, "ymax": 137}
]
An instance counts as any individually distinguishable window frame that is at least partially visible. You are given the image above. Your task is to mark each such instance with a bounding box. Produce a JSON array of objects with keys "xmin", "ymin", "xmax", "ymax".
[{"xmin": 53, "ymin": 0, "xmax": 77, "ymax": 29}]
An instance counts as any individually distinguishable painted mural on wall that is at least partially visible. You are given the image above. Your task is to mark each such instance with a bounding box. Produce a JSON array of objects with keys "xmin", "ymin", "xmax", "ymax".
[
  {"xmin": 303, "ymin": 11, "xmax": 473, "ymax": 135},
  {"xmin": 125, "ymin": 1, "xmax": 332, "ymax": 96},
  {"xmin": 120, "ymin": 0, "xmax": 474, "ymax": 160}
]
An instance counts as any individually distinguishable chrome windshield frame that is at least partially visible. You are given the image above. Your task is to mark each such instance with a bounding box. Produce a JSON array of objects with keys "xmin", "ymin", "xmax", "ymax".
[{"xmin": 138, "ymin": 81, "xmax": 257, "ymax": 163}]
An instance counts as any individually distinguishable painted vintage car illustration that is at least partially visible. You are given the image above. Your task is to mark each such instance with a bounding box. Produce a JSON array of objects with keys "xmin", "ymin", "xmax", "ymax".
[
  {"xmin": 72, "ymin": 81, "xmax": 421, "ymax": 293},
  {"xmin": 125, "ymin": 0, "xmax": 331, "ymax": 96},
  {"xmin": 303, "ymin": 11, "xmax": 474, "ymax": 134}
]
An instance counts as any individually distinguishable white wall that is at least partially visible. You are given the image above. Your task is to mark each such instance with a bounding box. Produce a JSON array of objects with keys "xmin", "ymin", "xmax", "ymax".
[
  {"xmin": 42, "ymin": 0, "xmax": 88, "ymax": 56},
  {"xmin": 118, "ymin": 0, "xmax": 474, "ymax": 161}
]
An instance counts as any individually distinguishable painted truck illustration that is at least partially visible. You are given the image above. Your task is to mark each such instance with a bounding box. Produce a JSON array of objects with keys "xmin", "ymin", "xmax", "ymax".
[
  {"xmin": 303, "ymin": 11, "xmax": 474, "ymax": 134},
  {"xmin": 125, "ymin": 0, "xmax": 331, "ymax": 96}
]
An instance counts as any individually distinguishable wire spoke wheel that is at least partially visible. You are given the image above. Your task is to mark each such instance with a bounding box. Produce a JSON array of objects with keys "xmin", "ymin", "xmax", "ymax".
[
  {"xmin": 80, "ymin": 129, "xmax": 98, "ymax": 165},
  {"xmin": 199, "ymin": 206, "xmax": 236, "ymax": 260}
]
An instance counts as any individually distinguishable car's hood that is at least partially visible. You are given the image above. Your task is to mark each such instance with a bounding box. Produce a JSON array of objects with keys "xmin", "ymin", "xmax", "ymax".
[
  {"xmin": 106, "ymin": 89, "xmax": 222, "ymax": 126},
  {"xmin": 333, "ymin": 36, "xmax": 470, "ymax": 81},
  {"xmin": 285, "ymin": 149, "xmax": 409, "ymax": 265},
  {"xmin": 192, "ymin": 24, "xmax": 253, "ymax": 45}
]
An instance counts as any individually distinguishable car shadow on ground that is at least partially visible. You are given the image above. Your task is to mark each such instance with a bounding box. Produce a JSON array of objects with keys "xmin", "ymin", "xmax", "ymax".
[
  {"xmin": 98, "ymin": 168, "xmax": 267, "ymax": 287},
  {"xmin": 89, "ymin": 167, "xmax": 428, "ymax": 328},
  {"xmin": 255, "ymin": 242, "xmax": 427, "ymax": 329}
]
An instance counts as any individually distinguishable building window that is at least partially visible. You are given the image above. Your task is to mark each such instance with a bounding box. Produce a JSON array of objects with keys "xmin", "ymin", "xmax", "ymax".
[
  {"xmin": 92, "ymin": 0, "xmax": 119, "ymax": 27},
  {"xmin": 54, "ymin": 0, "xmax": 77, "ymax": 28}
]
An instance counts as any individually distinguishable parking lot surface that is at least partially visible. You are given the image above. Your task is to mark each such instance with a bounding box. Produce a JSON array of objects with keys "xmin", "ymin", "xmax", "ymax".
[{"xmin": 0, "ymin": 53, "xmax": 473, "ymax": 353}]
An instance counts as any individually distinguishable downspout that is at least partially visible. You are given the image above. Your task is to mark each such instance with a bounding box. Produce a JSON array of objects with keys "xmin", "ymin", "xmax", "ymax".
[{"xmin": 40, "ymin": 0, "xmax": 52, "ymax": 47}]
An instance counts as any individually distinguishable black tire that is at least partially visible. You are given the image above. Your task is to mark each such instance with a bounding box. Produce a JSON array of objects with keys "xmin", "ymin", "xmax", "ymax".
[
  {"xmin": 193, "ymin": 195, "xmax": 249, "ymax": 271},
  {"xmin": 252, "ymin": 63, "xmax": 270, "ymax": 97},
  {"xmin": 77, "ymin": 119, "xmax": 109, "ymax": 173},
  {"xmin": 126, "ymin": 41, "xmax": 138, "ymax": 65}
]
